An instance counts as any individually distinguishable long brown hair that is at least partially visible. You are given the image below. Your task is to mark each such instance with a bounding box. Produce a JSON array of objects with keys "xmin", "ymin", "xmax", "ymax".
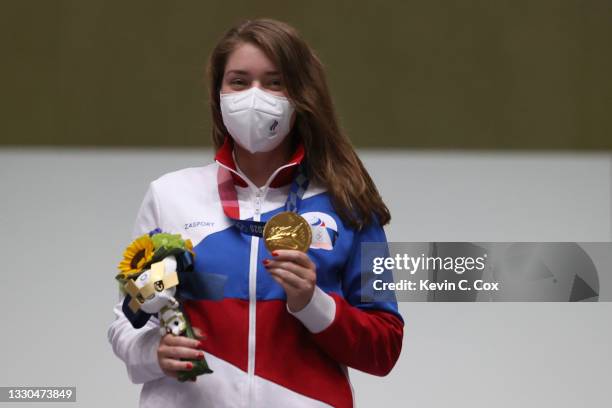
[{"xmin": 207, "ymin": 18, "xmax": 390, "ymax": 230}]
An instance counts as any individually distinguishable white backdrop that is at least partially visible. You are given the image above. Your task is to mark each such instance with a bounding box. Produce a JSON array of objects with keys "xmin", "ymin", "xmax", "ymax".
[{"xmin": 0, "ymin": 148, "xmax": 610, "ymax": 407}]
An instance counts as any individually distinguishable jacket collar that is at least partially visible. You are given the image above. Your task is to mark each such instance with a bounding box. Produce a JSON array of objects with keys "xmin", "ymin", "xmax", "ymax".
[{"xmin": 214, "ymin": 136, "xmax": 305, "ymax": 188}]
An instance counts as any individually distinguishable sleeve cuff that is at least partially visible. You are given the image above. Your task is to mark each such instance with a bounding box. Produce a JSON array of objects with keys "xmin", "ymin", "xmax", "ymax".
[
  {"xmin": 127, "ymin": 326, "xmax": 166, "ymax": 384},
  {"xmin": 286, "ymin": 286, "xmax": 336, "ymax": 334}
]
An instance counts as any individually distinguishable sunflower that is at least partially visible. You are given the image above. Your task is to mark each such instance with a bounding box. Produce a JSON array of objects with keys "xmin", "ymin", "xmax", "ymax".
[
  {"xmin": 185, "ymin": 238, "xmax": 194, "ymax": 255},
  {"xmin": 117, "ymin": 234, "xmax": 155, "ymax": 280}
]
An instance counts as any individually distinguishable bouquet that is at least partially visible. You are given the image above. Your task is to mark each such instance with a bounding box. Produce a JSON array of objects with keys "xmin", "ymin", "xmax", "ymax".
[{"xmin": 116, "ymin": 228, "xmax": 213, "ymax": 381}]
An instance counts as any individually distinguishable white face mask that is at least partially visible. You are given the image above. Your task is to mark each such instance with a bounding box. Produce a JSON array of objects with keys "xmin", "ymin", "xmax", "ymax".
[{"xmin": 220, "ymin": 87, "xmax": 295, "ymax": 153}]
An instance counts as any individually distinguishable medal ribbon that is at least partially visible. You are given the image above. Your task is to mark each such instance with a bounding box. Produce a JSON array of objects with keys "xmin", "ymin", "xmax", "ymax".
[{"xmin": 217, "ymin": 162, "xmax": 309, "ymax": 237}]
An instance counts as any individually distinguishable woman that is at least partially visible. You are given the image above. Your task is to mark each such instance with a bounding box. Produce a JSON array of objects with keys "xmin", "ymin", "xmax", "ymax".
[{"xmin": 108, "ymin": 18, "xmax": 403, "ymax": 408}]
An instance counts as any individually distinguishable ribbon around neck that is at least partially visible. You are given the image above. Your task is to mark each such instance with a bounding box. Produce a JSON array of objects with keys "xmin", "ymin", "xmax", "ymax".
[{"xmin": 217, "ymin": 162, "xmax": 309, "ymax": 237}]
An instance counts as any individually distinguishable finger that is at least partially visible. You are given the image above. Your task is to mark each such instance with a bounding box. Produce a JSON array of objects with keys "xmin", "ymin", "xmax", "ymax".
[
  {"xmin": 160, "ymin": 358, "xmax": 194, "ymax": 373},
  {"xmin": 162, "ymin": 333, "xmax": 200, "ymax": 349},
  {"xmin": 268, "ymin": 268, "xmax": 307, "ymax": 290},
  {"xmin": 160, "ymin": 345, "xmax": 205, "ymax": 361},
  {"xmin": 270, "ymin": 249, "xmax": 315, "ymax": 269},
  {"xmin": 269, "ymin": 272, "xmax": 293, "ymax": 293},
  {"xmin": 264, "ymin": 259, "xmax": 313, "ymax": 280},
  {"xmin": 163, "ymin": 334, "xmax": 202, "ymax": 349}
]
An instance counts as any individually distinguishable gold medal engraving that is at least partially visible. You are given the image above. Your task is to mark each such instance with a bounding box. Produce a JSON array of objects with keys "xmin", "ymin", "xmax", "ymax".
[{"xmin": 263, "ymin": 211, "xmax": 312, "ymax": 253}]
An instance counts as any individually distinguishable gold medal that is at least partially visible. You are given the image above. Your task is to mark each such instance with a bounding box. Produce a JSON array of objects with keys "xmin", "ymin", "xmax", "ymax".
[{"xmin": 263, "ymin": 211, "xmax": 312, "ymax": 253}]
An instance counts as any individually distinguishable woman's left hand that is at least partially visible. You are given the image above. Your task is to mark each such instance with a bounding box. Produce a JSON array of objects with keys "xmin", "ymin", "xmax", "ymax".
[{"xmin": 263, "ymin": 249, "xmax": 316, "ymax": 313}]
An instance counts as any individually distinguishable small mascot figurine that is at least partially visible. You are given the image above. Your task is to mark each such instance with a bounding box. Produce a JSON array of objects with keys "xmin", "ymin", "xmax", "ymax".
[{"xmin": 116, "ymin": 228, "xmax": 213, "ymax": 381}]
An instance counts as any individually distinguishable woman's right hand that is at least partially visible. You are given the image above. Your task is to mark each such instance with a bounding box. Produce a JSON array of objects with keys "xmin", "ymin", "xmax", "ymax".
[{"xmin": 157, "ymin": 326, "xmax": 206, "ymax": 381}]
